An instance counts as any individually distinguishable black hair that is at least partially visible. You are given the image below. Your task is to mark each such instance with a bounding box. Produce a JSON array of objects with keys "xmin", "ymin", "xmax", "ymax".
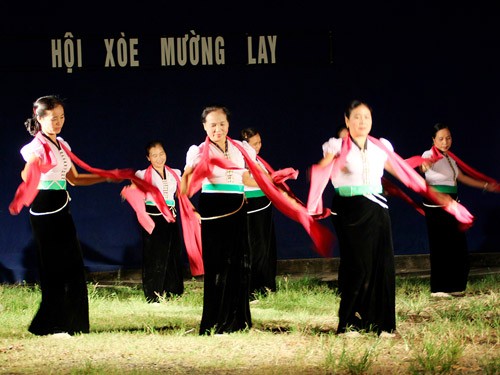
[
  {"xmin": 344, "ymin": 99, "xmax": 372, "ymax": 119},
  {"xmin": 24, "ymin": 95, "xmax": 65, "ymax": 136},
  {"xmin": 432, "ymin": 123, "xmax": 449, "ymax": 138},
  {"xmin": 335, "ymin": 125, "xmax": 348, "ymax": 137},
  {"xmin": 145, "ymin": 140, "xmax": 165, "ymax": 156},
  {"xmin": 240, "ymin": 127, "xmax": 259, "ymax": 141},
  {"xmin": 201, "ymin": 104, "xmax": 231, "ymax": 124}
]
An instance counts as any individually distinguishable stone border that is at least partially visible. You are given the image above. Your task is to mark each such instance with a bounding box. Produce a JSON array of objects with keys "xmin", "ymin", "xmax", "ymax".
[{"xmin": 88, "ymin": 252, "xmax": 500, "ymax": 285}]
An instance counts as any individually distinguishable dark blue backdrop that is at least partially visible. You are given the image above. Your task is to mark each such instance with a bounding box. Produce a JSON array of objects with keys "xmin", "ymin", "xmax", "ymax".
[{"xmin": 1, "ymin": 3, "xmax": 499, "ymax": 283}]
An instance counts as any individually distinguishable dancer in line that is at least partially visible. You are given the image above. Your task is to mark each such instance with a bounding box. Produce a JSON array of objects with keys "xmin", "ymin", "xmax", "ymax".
[
  {"xmin": 129, "ymin": 140, "xmax": 185, "ymax": 302},
  {"xmin": 418, "ymin": 123, "xmax": 498, "ymax": 298},
  {"xmin": 241, "ymin": 127, "xmax": 278, "ymax": 298},
  {"xmin": 307, "ymin": 100, "xmax": 474, "ymax": 337},
  {"xmin": 10, "ymin": 95, "xmax": 119, "ymax": 337},
  {"xmin": 180, "ymin": 105, "xmax": 254, "ymax": 335}
]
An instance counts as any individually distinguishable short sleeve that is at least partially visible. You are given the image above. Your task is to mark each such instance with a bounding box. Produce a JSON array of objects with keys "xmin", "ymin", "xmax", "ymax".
[
  {"xmin": 135, "ymin": 169, "xmax": 146, "ymax": 179},
  {"xmin": 241, "ymin": 140, "xmax": 257, "ymax": 161},
  {"xmin": 185, "ymin": 144, "xmax": 201, "ymax": 169},
  {"xmin": 20, "ymin": 138, "xmax": 44, "ymax": 162},
  {"xmin": 322, "ymin": 137, "xmax": 342, "ymax": 156},
  {"xmin": 57, "ymin": 137, "xmax": 71, "ymax": 151},
  {"xmin": 422, "ymin": 150, "xmax": 432, "ymax": 158},
  {"xmin": 379, "ymin": 138, "xmax": 394, "ymax": 152}
]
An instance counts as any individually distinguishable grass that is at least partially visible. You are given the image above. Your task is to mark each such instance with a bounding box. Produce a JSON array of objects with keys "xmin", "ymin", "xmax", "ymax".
[{"xmin": 0, "ymin": 274, "xmax": 499, "ymax": 374}]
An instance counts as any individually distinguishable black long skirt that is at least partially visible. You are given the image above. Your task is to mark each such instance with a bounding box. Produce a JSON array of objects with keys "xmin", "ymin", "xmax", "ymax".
[
  {"xmin": 246, "ymin": 196, "xmax": 277, "ymax": 297},
  {"xmin": 331, "ymin": 195, "xmax": 396, "ymax": 335},
  {"xmin": 198, "ymin": 192, "xmax": 252, "ymax": 335},
  {"xmin": 141, "ymin": 205, "xmax": 184, "ymax": 302},
  {"xmin": 28, "ymin": 190, "xmax": 89, "ymax": 336},
  {"xmin": 423, "ymin": 195, "xmax": 469, "ymax": 293}
]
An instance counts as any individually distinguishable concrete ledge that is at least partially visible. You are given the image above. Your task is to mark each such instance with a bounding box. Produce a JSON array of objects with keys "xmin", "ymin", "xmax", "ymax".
[{"xmin": 88, "ymin": 252, "xmax": 500, "ymax": 285}]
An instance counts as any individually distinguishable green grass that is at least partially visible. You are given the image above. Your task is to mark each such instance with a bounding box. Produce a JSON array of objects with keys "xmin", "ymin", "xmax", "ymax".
[{"xmin": 0, "ymin": 274, "xmax": 498, "ymax": 374}]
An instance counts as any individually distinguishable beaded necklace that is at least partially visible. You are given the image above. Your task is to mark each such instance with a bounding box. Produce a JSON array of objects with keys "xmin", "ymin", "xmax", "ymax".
[
  {"xmin": 210, "ymin": 139, "xmax": 233, "ymax": 182},
  {"xmin": 443, "ymin": 152, "xmax": 457, "ymax": 185}
]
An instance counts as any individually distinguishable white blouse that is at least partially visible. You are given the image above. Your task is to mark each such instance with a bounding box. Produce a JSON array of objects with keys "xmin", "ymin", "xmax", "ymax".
[
  {"xmin": 242, "ymin": 140, "xmax": 266, "ymax": 192},
  {"xmin": 21, "ymin": 136, "xmax": 72, "ymax": 182},
  {"xmin": 185, "ymin": 139, "xmax": 255, "ymax": 186},
  {"xmin": 135, "ymin": 167, "xmax": 180, "ymax": 203},
  {"xmin": 323, "ymin": 136, "xmax": 392, "ymax": 188},
  {"xmin": 422, "ymin": 149, "xmax": 458, "ymax": 186}
]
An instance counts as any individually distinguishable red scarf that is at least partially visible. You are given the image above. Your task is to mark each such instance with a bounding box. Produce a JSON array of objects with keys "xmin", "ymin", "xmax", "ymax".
[
  {"xmin": 307, "ymin": 135, "xmax": 474, "ymax": 230},
  {"xmin": 256, "ymin": 155, "xmax": 300, "ymax": 200},
  {"xmin": 185, "ymin": 137, "xmax": 246, "ymax": 197},
  {"xmin": 9, "ymin": 133, "xmax": 56, "ymax": 214},
  {"xmin": 10, "ymin": 133, "xmax": 174, "ymax": 221},
  {"xmin": 381, "ymin": 177, "xmax": 425, "ymax": 216},
  {"xmin": 164, "ymin": 165, "xmax": 203, "ymax": 276},
  {"xmin": 405, "ymin": 147, "xmax": 498, "ymax": 189},
  {"xmin": 182, "ymin": 136, "xmax": 334, "ymax": 257},
  {"xmin": 307, "ymin": 134, "xmax": 352, "ymax": 216},
  {"xmin": 121, "ymin": 165, "xmax": 203, "ymax": 276},
  {"xmin": 430, "ymin": 146, "xmax": 497, "ymax": 186},
  {"xmin": 228, "ymin": 137, "xmax": 335, "ymax": 257},
  {"xmin": 368, "ymin": 137, "xmax": 474, "ymax": 227},
  {"xmin": 405, "ymin": 146, "xmax": 498, "ymax": 195},
  {"xmin": 11, "ymin": 133, "xmax": 204, "ymax": 275}
]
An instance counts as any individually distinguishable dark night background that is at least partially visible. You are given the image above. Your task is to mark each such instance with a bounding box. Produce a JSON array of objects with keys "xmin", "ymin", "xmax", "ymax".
[{"xmin": 1, "ymin": 2, "xmax": 498, "ymax": 282}]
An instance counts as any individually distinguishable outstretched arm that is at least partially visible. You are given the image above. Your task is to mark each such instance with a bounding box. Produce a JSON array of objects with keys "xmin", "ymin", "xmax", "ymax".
[
  {"xmin": 457, "ymin": 170, "xmax": 499, "ymax": 192},
  {"xmin": 384, "ymin": 160, "xmax": 452, "ymax": 206},
  {"xmin": 66, "ymin": 164, "xmax": 110, "ymax": 186}
]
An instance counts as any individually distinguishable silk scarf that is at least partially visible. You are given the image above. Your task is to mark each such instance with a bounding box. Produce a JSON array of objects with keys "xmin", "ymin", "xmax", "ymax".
[
  {"xmin": 306, "ymin": 135, "xmax": 474, "ymax": 230},
  {"xmin": 183, "ymin": 136, "xmax": 335, "ymax": 257}
]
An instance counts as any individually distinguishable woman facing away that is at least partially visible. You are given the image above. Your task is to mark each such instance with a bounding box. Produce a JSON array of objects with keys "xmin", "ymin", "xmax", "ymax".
[{"xmin": 420, "ymin": 123, "xmax": 498, "ymax": 298}]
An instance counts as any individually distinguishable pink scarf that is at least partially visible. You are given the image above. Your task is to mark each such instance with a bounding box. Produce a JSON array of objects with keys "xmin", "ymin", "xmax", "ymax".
[
  {"xmin": 10, "ymin": 133, "xmax": 175, "ymax": 222},
  {"xmin": 381, "ymin": 177, "xmax": 425, "ymax": 216},
  {"xmin": 307, "ymin": 134, "xmax": 352, "ymax": 216},
  {"xmin": 228, "ymin": 137, "xmax": 335, "ymax": 257},
  {"xmin": 256, "ymin": 155, "xmax": 300, "ymax": 199},
  {"xmin": 10, "ymin": 133, "xmax": 204, "ymax": 275},
  {"xmin": 307, "ymin": 135, "xmax": 474, "ymax": 230},
  {"xmin": 369, "ymin": 137, "xmax": 474, "ymax": 227},
  {"xmin": 182, "ymin": 136, "xmax": 334, "ymax": 257},
  {"xmin": 405, "ymin": 146, "xmax": 498, "ymax": 189},
  {"xmin": 121, "ymin": 165, "xmax": 203, "ymax": 276},
  {"xmin": 163, "ymin": 165, "xmax": 203, "ymax": 276},
  {"xmin": 9, "ymin": 133, "xmax": 55, "ymax": 214}
]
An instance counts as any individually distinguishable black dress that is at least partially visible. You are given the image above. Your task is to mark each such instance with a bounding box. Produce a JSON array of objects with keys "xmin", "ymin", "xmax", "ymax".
[
  {"xmin": 29, "ymin": 190, "xmax": 90, "ymax": 336},
  {"xmin": 332, "ymin": 195, "xmax": 396, "ymax": 335},
  {"xmin": 141, "ymin": 204, "xmax": 184, "ymax": 301},
  {"xmin": 245, "ymin": 194, "xmax": 277, "ymax": 297},
  {"xmin": 423, "ymin": 194, "xmax": 469, "ymax": 293},
  {"xmin": 198, "ymin": 192, "xmax": 252, "ymax": 335}
]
